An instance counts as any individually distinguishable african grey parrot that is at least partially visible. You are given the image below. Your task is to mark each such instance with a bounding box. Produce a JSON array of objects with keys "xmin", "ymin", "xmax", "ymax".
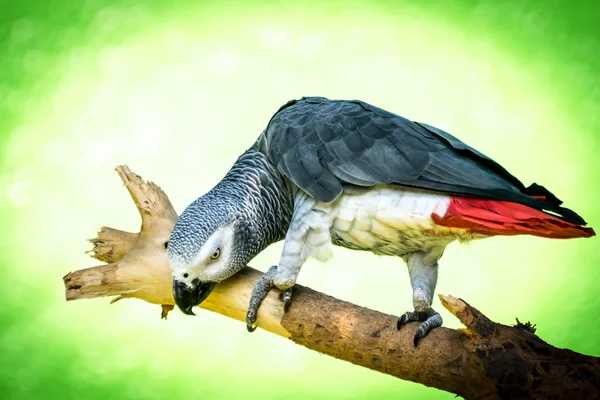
[{"xmin": 168, "ymin": 96, "xmax": 595, "ymax": 345}]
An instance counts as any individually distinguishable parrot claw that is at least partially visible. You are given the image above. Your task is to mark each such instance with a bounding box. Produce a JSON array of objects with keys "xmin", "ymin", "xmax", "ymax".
[
  {"xmin": 282, "ymin": 287, "xmax": 293, "ymax": 313},
  {"xmin": 397, "ymin": 314, "xmax": 406, "ymax": 329},
  {"xmin": 397, "ymin": 310, "xmax": 443, "ymax": 347},
  {"xmin": 397, "ymin": 311, "xmax": 422, "ymax": 329},
  {"xmin": 247, "ymin": 265, "xmax": 294, "ymax": 332}
]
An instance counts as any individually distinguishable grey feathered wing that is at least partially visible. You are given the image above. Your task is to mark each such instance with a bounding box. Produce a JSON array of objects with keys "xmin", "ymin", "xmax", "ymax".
[{"xmin": 260, "ymin": 97, "xmax": 586, "ymax": 225}]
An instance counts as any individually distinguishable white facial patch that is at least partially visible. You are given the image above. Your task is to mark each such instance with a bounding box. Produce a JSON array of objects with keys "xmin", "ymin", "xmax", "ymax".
[{"xmin": 171, "ymin": 225, "xmax": 236, "ymax": 282}]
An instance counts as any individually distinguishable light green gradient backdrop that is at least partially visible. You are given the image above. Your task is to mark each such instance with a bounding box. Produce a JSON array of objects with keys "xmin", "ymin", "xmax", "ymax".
[{"xmin": 1, "ymin": 1, "xmax": 599, "ymax": 399}]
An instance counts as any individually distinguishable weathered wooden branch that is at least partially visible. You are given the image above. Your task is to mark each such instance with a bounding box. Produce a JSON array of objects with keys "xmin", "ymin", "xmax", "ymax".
[{"xmin": 63, "ymin": 166, "xmax": 600, "ymax": 399}]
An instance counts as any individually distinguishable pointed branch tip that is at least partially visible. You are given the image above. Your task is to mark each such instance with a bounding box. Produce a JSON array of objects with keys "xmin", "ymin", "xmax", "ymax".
[
  {"xmin": 439, "ymin": 294, "xmax": 495, "ymax": 338},
  {"xmin": 113, "ymin": 165, "xmax": 177, "ymax": 223}
]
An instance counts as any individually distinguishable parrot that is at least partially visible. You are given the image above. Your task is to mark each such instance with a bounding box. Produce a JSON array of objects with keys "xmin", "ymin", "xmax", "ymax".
[{"xmin": 167, "ymin": 96, "xmax": 595, "ymax": 345}]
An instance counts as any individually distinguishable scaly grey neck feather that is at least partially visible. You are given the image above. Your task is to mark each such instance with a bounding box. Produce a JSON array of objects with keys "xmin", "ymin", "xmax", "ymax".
[{"xmin": 220, "ymin": 147, "xmax": 295, "ymax": 252}]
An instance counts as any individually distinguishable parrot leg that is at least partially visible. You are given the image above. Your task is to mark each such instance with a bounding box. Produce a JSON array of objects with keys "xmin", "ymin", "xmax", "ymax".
[
  {"xmin": 246, "ymin": 265, "xmax": 294, "ymax": 332},
  {"xmin": 397, "ymin": 251, "xmax": 443, "ymax": 346},
  {"xmin": 246, "ymin": 194, "xmax": 324, "ymax": 332}
]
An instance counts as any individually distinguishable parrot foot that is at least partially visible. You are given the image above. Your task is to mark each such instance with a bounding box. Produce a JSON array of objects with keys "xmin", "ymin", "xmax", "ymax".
[
  {"xmin": 246, "ymin": 265, "xmax": 293, "ymax": 332},
  {"xmin": 397, "ymin": 310, "xmax": 443, "ymax": 347}
]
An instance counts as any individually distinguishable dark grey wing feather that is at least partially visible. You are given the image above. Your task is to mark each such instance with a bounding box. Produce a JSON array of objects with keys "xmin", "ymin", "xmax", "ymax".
[
  {"xmin": 261, "ymin": 97, "xmax": 586, "ymax": 224},
  {"xmin": 415, "ymin": 122, "xmax": 529, "ymax": 191}
]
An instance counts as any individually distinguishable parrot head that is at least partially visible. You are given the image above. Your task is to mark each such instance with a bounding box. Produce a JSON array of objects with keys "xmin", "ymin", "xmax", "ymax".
[{"xmin": 167, "ymin": 194, "xmax": 251, "ymax": 315}]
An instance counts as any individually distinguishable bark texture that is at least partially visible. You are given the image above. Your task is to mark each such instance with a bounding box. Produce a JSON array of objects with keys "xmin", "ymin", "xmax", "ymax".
[{"xmin": 63, "ymin": 165, "xmax": 600, "ymax": 399}]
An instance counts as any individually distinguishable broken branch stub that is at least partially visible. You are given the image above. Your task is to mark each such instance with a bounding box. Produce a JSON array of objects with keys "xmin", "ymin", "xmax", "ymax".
[
  {"xmin": 114, "ymin": 165, "xmax": 178, "ymax": 241},
  {"xmin": 64, "ymin": 165, "xmax": 175, "ymax": 306},
  {"xmin": 439, "ymin": 294, "xmax": 496, "ymax": 339},
  {"xmin": 87, "ymin": 227, "xmax": 138, "ymax": 264}
]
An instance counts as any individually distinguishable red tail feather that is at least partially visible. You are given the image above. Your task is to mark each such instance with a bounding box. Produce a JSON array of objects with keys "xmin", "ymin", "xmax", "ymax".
[{"xmin": 432, "ymin": 197, "xmax": 595, "ymax": 239}]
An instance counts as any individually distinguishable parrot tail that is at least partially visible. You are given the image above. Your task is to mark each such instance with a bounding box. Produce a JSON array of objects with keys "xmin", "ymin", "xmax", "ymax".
[{"xmin": 432, "ymin": 197, "xmax": 596, "ymax": 239}]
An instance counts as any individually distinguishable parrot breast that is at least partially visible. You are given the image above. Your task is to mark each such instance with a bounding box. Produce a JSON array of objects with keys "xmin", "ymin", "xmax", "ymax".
[{"xmin": 328, "ymin": 185, "xmax": 480, "ymax": 256}]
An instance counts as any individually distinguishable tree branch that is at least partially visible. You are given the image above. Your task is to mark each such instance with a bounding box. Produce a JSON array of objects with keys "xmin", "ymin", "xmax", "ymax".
[{"xmin": 63, "ymin": 166, "xmax": 600, "ymax": 399}]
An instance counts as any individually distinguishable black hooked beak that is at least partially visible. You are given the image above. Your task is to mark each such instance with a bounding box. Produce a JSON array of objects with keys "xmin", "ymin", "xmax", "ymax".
[{"xmin": 172, "ymin": 278, "xmax": 217, "ymax": 316}]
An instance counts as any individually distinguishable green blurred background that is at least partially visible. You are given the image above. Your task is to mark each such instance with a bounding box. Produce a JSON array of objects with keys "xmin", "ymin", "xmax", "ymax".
[{"xmin": 1, "ymin": 0, "xmax": 599, "ymax": 398}]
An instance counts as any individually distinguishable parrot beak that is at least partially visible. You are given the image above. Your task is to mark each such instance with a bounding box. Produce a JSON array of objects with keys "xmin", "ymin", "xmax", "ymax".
[{"xmin": 172, "ymin": 279, "xmax": 217, "ymax": 316}]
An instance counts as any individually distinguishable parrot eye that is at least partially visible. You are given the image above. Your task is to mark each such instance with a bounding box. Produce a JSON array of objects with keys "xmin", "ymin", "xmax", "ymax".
[{"xmin": 210, "ymin": 248, "xmax": 221, "ymax": 260}]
